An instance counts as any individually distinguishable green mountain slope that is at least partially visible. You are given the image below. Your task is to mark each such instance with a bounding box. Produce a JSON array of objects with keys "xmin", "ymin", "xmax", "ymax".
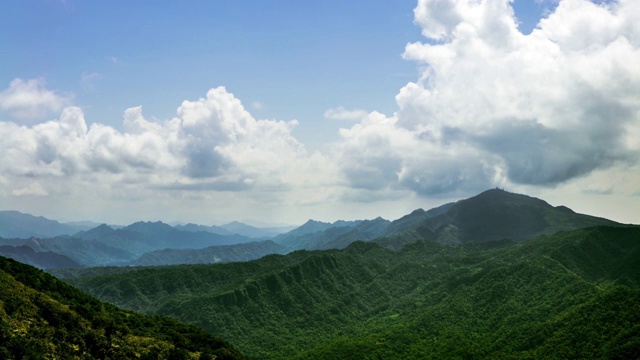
[
  {"xmin": 381, "ymin": 189, "xmax": 621, "ymax": 246},
  {"xmin": 0, "ymin": 255, "xmax": 247, "ymax": 359},
  {"xmin": 63, "ymin": 226, "xmax": 640, "ymax": 359},
  {"xmin": 132, "ymin": 240, "xmax": 289, "ymax": 266}
]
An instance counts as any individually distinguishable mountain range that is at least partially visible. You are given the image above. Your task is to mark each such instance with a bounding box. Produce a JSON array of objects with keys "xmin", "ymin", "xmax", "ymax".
[
  {"xmin": 0, "ymin": 189, "xmax": 625, "ymax": 270},
  {"xmin": 0, "ymin": 221, "xmax": 288, "ymax": 268},
  {"xmin": 0, "ymin": 211, "xmax": 99, "ymax": 239},
  {"xmin": 3, "ymin": 188, "xmax": 639, "ymax": 358},
  {"xmin": 272, "ymin": 189, "xmax": 619, "ymax": 251},
  {"xmin": 60, "ymin": 225, "xmax": 640, "ymax": 359}
]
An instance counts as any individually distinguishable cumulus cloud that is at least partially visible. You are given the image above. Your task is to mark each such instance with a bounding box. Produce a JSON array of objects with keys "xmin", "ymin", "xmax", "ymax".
[
  {"xmin": 0, "ymin": 78, "xmax": 72, "ymax": 120},
  {"xmin": 0, "ymin": 86, "xmax": 338, "ymax": 203},
  {"xmin": 324, "ymin": 106, "xmax": 369, "ymax": 121},
  {"xmin": 336, "ymin": 0, "xmax": 640, "ymax": 197}
]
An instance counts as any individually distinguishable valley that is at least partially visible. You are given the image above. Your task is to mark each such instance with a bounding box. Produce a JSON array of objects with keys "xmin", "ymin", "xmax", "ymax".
[{"xmin": 1, "ymin": 189, "xmax": 639, "ymax": 358}]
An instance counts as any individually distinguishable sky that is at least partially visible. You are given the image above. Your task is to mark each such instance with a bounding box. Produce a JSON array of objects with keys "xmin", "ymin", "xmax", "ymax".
[{"xmin": 1, "ymin": 0, "xmax": 639, "ymax": 226}]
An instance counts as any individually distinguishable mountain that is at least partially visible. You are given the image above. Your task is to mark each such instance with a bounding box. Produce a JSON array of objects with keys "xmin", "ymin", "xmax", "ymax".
[
  {"xmin": 381, "ymin": 201, "xmax": 454, "ymax": 237},
  {"xmin": 132, "ymin": 240, "xmax": 290, "ymax": 266},
  {"xmin": 273, "ymin": 219, "xmax": 371, "ymax": 250},
  {"xmin": 0, "ymin": 245, "xmax": 81, "ymax": 269},
  {"xmin": 302, "ymin": 217, "xmax": 392, "ymax": 250},
  {"xmin": 379, "ymin": 188, "xmax": 621, "ymax": 247},
  {"xmin": 220, "ymin": 221, "xmax": 296, "ymax": 238},
  {"xmin": 0, "ymin": 220, "xmax": 285, "ymax": 268},
  {"xmin": 175, "ymin": 223, "xmax": 235, "ymax": 236},
  {"xmin": 0, "ymin": 255, "xmax": 247, "ymax": 359},
  {"xmin": 251, "ymin": 189, "xmax": 622, "ymax": 252},
  {"xmin": 62, "ymin": 225, "xmax": 640, "ymax": 359},
  {"xmin": 0, "ymin": 236, "xmax": 134, "ymax": 268},
  {"xmin": 76, "ymin": 221, "xmax": 256, "ymax": 257},
  {"xmin": 0, "ymin": 211, "xmax": 82, "ymax": 238}
]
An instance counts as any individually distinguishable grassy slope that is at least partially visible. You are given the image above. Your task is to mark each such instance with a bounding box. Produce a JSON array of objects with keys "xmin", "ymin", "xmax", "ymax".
[
  {"xmin": 65, "ymin": 226, "xmax": 640, "ymax": 359},
  {"xmin": 0, "ymin": 256, "xmax": 247, "ymax": 359}
]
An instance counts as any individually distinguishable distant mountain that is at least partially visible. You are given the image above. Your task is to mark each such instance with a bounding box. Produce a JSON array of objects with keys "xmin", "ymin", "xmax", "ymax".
[
  {"xmin": 76, "ymin": 221, "xmax": 256, "ymax": 258},
  {"xmin": 379, "ymin": 189, "xmax": 621, "ymax": 247},
  {"xmin": 220, "ymin": 221, "xmax": 296, "ymax": 238},
  {"xmin": 132, "ymin": 240, "xmax": 289, "ymax": 266},
  {"xmin": 0, "ymin": 236, "xmax": 133, "ymax": 268},
  {"xmin": 302, "ymin": 217, "xmax": 392, "ymax": 251},
  {"xmin": 0, "ymin": 244, "xmax": 81, "ymax": 269},
  {"xmin": 0, "ymin": 211, "xmax": 82, "ymax": 238},
  {"xmin": 0, "ymin": 255, "xmax": 247, "ymax": 358},
  {"xmin": 0, "ymin": 220, "xmax": 264, "ymax": 268},
  {"xmin": 175, "ymin": 223, "xmax": 234, "ymax": 236},
  {"xmin": 273, "ymin": 219, "xmax": 366, "ymax": 250}
]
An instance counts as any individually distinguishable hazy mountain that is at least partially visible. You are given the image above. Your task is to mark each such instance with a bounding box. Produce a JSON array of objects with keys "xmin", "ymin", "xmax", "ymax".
[
  {"xmin": 303, "ymin": 217, "xmax": 392, "ymax": 250},
  {"xmin": 0, "ymin": 220, "xmax": 265, "ymax": 268},
  {"xmin": 76, "ymin": 221, "xmax": 256, "ymax": 257},
  {"xmin": 0, "ymin": 255, "xmax": 246, "ymax": 359},
  {"xmin": 0, "ymin": 211, "xmax": 82, "ymax": 238},
  {"xmin": 132, "ymin": 240, "xmax": 290, "ymax": 266},
  {"xmin": 174, "ymin": 223, "xmax": 234, "ymax": 236},
  {"xmin": 63, "ymin": 226, "xmax": 640, "ymax": 359},
  {"xmin": 220, "ymin": 221, "xmax": 296, "ymax": 238},
  {"xmin": 0, "ymin": 236, "xmax": 135, "ymax": 268},
  {"xmin": 0, "ymin": 244, "xmax": 81, "ymax": 269},
  {"xmin": 274, "ymin": 219, "xmax": 366, "ymax": 250}
]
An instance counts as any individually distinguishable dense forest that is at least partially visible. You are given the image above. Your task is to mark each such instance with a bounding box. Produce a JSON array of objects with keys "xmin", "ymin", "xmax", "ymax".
[
  {"xmin": 0, "ymin": 255, "xmax": 247, "ymax": 359},
  {"xmin": 62, "ymin": 226, "xmax": 640, "ymax": 359},
  {"xmin": 3, "ymin": 189, "xmax": 639, "ymax": 358}
]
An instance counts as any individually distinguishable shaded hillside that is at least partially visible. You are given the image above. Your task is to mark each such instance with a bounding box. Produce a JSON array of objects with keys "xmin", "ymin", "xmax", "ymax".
[
  {"xmin": 132, "ymin": 240, "xmax": 290, "ymax": 266},
  {"xmin": 274, "ymin": 218, "xmax": 389, "ymax": 250},
  {"xmin": 0, "ymin": 255, "xmax": 247, "ymax": 359},
  {"xmin": 386, "ymin": 189, "xmax": 621, "ymax": 246},
  {"xmin": 64, "ymin": 226, "xmax": 640, "ymax": 359},
  {"xmin": 311, "ymin": 217, "xmax": 391, "ymax": 250},
  {"xmin": 0, "ymin": 245, "xmax": 81, "ymax": 269},
  {"xmin": 381, "ymin": 202, "xmax": 454, "ymax": 237}
]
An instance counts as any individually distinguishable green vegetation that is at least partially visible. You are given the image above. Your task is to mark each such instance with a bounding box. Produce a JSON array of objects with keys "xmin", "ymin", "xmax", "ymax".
[
  {"xmin": 63, "ymin": 226, "xmax": 640, "ymax": 359},
  {"xmin": 0, "ymin": 255, "xmax": 247, "ymax": 359}
]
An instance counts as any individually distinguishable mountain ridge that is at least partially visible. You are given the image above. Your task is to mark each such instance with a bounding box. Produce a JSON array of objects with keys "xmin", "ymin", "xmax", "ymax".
[{"xmin": 62, "ymin": 225, "xmax": 640, "ymax": 359}]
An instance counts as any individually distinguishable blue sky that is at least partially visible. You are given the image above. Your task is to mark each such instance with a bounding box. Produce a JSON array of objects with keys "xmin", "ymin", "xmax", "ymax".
[
  {"xmin": 2, "ymin": 0, "xmax": 550, "ymax": 148},
  {"xmin": 3, "ymin": 1, "xmax": 421, "ymax": 148},
  {"xmin": 1, "ymin": 0, "xmax": 639, "ymax": 226}
]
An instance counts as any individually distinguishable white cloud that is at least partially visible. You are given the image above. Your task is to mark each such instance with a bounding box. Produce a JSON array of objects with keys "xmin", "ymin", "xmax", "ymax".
[
  {"xmin": 336, "ymin": 0, "xmax": 640, "ymax": 197},
  {"xmin": 81, "ymin": 72, "xmax": 103, "ymax": 92},
  {"xmin": 3, "ymin": 0, "xmax": 640, "ymax": 224},
  {"xmin": 12, "ymin": 182, "xmax": 48, "ymax": 197},
  {"xmin": 0, "ymin": 78, "xmax": 72, "ymax": 121},
  {"xmin": 324, "ymin": 106, "xmax": 369, "ymax": 121},
  {"xmin": 0, "ymin": 86, "xmax": 339, "ymax": 212}
]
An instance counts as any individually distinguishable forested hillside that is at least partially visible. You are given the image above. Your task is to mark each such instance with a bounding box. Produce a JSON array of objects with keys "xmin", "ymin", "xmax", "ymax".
[
  {"xmin": 64, "ymin": 226, "xmax": 640, "ymax": 359},
  {"xmin": 0, "ymin": 255, "xmax": 247, "ymax": 359}
]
